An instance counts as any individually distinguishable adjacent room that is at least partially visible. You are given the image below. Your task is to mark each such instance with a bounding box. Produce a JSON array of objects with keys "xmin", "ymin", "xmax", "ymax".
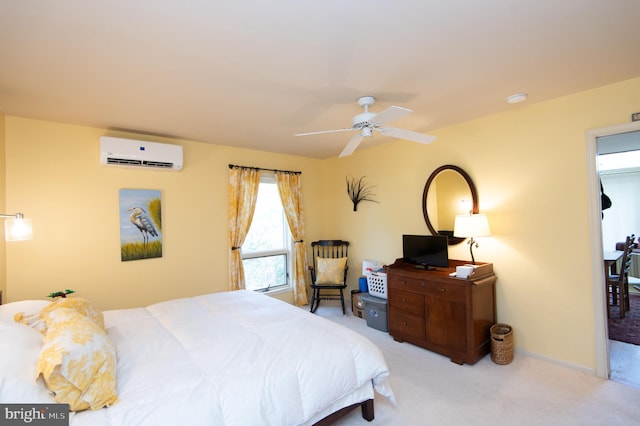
[{"xmin": 2, "ymin": 1, "xmax": 640, "ymax": 424}]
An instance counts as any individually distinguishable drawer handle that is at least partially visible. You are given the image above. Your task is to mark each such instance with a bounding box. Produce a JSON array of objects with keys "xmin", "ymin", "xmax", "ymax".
[
  {"xmin": 402, "ymin": 321, "xmax": 408, "ymax": 326},
  {"xmin": 439, "ymin": 288, "xmax": 446, "ymax": 292},
  {"xmin": 401, "ymin": 280, "xmax": 407, "ymax": 285},
  {"xmin": 401, "ymin": 298, "xmax": 406, "ymax": 303}
]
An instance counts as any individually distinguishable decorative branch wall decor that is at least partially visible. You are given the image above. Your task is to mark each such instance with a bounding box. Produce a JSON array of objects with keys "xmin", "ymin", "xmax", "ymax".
[{"xmin": 346, "ymin": 175, "xmax": 379, "ymax": 211}]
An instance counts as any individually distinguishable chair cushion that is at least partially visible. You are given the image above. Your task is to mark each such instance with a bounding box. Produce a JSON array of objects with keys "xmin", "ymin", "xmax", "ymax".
[{"xmin": 316, "ymin": 257, "xmax": 347, "ymax": 284}]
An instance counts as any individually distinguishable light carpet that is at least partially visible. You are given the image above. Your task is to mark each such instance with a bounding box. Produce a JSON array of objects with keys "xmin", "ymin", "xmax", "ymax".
[{"xmin": 310, "ymin": 303, "xmax": 640, "ymax": 426}]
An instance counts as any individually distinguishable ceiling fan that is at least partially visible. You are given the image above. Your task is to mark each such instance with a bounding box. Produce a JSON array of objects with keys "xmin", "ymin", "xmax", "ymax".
[{"xmin": 294, "ymin": 96, "xmax": 437, "ymax": 157}]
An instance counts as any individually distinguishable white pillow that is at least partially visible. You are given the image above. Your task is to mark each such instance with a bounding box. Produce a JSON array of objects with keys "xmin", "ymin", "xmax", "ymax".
[
  {"xmin": 0, "ymin": 300, "xmax": 50, "ymax": 321},
  {"xmin": 0, "ymin": 321, "xmax": 56, "ymax": 403}
]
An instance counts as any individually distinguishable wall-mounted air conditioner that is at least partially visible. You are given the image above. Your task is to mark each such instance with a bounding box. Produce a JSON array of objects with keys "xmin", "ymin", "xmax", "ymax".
[{"xmin": 99, "ymin": 136, "xmax": 183, "ymax": 171}]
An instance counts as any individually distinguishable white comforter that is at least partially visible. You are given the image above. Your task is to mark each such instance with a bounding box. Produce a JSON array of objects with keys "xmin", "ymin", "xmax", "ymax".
[{"xmin": 69, "ymin": 290, "xmax": 394, "ymax": 425}]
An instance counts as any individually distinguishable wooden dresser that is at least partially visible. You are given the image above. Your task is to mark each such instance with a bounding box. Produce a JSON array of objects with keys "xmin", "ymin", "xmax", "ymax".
[{"xmin": 387, "ymin": 258, "xmax": 496, "ymax": 365}]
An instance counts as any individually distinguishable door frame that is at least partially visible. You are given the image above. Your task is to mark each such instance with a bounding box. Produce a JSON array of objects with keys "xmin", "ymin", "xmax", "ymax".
[{"xmin": 586, "ymin": 120, "xmax": 640, "ymax": 378}]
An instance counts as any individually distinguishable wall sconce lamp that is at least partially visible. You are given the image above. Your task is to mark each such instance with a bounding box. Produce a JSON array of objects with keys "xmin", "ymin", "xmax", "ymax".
[
  {"xmin": 0, "ymin": 213, "xmax": 33, "ymax": 241},
  {"xmin": 454, "ymin": 213, "xmax": 490, "ymax": 265}
]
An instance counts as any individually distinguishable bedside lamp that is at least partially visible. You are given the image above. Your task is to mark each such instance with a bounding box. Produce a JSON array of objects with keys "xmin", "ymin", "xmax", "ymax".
[
  {"xmin": 454, "ymin": 213, "xmax": 490, "ymax": 265},
  {"xmin": 1, "ymin": 213, "xmax": 33, "ymax": 241}
]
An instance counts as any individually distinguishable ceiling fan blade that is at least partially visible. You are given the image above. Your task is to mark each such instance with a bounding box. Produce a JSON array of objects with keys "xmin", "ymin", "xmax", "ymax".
[
  {"xmin": 339, "ymin": 133, "xmax": 364, "ymax": 157},
  {"xmin": 378, "ymin": 126, "xmax": 437, "ymax": 144},
  {"xmin": 294, "ymin": 128, "xmax": 354, "ymax": 136},
  {"xmin": 371, "ymin": 106, "xmax": 412, "ymax": 126}
]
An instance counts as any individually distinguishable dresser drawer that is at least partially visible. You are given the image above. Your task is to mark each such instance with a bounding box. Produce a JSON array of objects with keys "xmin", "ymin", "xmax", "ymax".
[
  {"xmin": 389, "ymin": 307, "xmax": 425, "ymax": 341},
  {"xmin": 422, "ymin": 281, "xmax": 465, "ymax": 302},
  {"xmin": 388, "ymin": 289, "xmax": 424, "ymax": 317},
  {"xmin": 388, "ymin": 275, "xmax": 425, "ymax": 293}
]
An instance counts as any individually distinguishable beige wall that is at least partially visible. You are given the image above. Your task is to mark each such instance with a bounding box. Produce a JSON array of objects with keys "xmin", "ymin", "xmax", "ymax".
[
  {"xmin": 323, "ymin": 77, "xmax": 640, "ymax": 370},
  {"xmin": 2, "ymin": 76, "xmax": 639, "ymax": 373},
  {"xmin": 3, "ymin": 117, "xmax": 325, "ymax": 309},
  {"xmin": 0, "ymin": 112, "xmax": 5, "ymax": 301}
]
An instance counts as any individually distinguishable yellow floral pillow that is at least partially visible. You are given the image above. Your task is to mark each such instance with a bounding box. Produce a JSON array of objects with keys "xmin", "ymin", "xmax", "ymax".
[
  {"xmin": 41, "ymin": 297, "xmax": 106, "ymax": 331},
  {"xmin": 315, "ymin": 257, "xmax": 347, "ymax": 284},
  {"xmin": 15, "ymin": 297, "xmax": 105, "ymax": 334},
  {"xmin": 36, "ymin": 307, "xmax": 118, "ymax": 411},
  {"xmin": 14, "ymin": 311, "xmax": 47, "ymax": 334}
]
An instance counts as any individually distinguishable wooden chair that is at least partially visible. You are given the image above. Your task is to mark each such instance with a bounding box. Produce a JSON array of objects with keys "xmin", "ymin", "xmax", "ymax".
[
  {"xmin": 308, "ymin": 240, "xmax": 349, "ymax": 314},
  {"xmin": 608, "ymin": 234, "xmax": 634, "ymax": 318}
]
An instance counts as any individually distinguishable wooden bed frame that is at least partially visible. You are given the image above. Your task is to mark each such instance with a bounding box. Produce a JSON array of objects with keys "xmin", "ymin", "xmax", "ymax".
[{"xmin": 314, "ymin": 399, "xmax": 374, "ymax": 425}]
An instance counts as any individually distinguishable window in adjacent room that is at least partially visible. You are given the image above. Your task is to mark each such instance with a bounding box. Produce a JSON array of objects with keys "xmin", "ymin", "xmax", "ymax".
[
  {"xmin": 598, "ymin": 149, "xmax": 640, "ymax": 250},
  {"xmin": 241, "ymin": 174, "xmax": 292, "ymax": 292}
]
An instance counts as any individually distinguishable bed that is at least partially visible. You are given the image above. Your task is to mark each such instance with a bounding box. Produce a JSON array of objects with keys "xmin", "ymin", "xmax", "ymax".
[{"xmin": 0, "ymin": 290, "xmax": 394, "ymax": 425}]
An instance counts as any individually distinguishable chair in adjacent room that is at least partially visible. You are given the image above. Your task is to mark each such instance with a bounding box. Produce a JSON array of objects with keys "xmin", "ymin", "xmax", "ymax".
[
  {"xmin": 308, "ymin": 240, "xmax": 349, "ymax": 314},
  {"xmin": 615, "ymin": 235, "xmax": 640, "ymax": 295},
  {"xmin": 608, "ymin": 234, "xmax": 634, "ymax": 318}
]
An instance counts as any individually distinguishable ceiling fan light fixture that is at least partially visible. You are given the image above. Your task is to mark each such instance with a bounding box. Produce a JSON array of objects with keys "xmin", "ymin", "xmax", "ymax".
[
  {"xmin": 507, "ymin": 93, "xmax": 528, "ymax": 104},
  {"xmin": 361, "ymin": 127, "xmax": 372, "ymax": 137}
]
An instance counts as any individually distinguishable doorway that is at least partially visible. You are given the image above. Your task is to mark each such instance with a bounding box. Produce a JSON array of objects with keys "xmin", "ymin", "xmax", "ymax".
[{"xmin": 586, "ymin": 121, "xmax": 640, "ymax": 383}]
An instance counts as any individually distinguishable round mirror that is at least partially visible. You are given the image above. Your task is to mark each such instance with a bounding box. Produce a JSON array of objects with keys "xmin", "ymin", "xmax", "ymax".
[{"xmin": 422, "ymin": 165, "xmax": 478, "ymax": 245}]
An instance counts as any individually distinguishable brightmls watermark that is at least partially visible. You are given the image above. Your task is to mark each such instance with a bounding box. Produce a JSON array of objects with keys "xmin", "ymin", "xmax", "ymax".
[{"xmin": 0, "ymin": 404, "xmax": 68, "ymax": 425}]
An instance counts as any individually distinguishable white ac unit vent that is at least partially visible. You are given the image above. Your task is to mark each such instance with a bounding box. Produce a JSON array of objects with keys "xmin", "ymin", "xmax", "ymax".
[{"xmin": 99, "ymin": 136, "xmax": 183, "ymax": 171}]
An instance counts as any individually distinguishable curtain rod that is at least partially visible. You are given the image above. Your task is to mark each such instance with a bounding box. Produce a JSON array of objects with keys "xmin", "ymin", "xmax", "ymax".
[{"xmin": 228, "ymin": 164, "xmax": 301, "ymax": 175}]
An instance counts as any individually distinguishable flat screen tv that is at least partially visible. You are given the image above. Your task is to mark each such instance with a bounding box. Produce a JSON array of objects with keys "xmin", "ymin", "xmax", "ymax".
[{"xmin": 402, "ymin": 234, "xmax": 449, "ymax": 269}]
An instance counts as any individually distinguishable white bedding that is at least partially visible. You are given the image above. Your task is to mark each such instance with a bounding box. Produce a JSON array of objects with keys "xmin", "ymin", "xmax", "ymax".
[{"xmin": 0, "ymin": 290, "xmax": 394, "ymax": 425}]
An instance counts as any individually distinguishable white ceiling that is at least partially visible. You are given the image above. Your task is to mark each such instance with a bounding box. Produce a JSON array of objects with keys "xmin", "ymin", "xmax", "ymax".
[{"xmin": 1, "ymin": 1, "xmax": 640, "ymax": 159}]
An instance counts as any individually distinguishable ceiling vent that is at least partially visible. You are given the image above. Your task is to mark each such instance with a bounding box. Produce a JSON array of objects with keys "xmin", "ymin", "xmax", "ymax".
[{"xmin": 99, "ymin": 136, "xmax": 183, "ymax": 170}]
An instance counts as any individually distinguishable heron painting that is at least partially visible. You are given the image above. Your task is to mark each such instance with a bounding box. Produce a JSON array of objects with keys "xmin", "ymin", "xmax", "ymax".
[{"xmin": 119, "ymin": 189, "xmax": 163, "ymax": 261}]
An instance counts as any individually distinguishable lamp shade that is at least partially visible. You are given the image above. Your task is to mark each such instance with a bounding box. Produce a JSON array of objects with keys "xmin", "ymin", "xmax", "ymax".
[
  {"xmin": 5, "ymin": 217, "xmax": 33, "ymax": 241},
  {"xmin": 453, "ymin": 214, "xmax": 491, "ymax": 238}
]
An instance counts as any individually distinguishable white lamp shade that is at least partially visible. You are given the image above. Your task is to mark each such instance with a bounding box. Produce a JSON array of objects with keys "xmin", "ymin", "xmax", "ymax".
[
  {"xmin": 453, "ymin": 214, "xmax": 491, "ymax": 238},
  {"xmin": 5, "ymin": 218, "xmax": 33, "ymax": 241}
]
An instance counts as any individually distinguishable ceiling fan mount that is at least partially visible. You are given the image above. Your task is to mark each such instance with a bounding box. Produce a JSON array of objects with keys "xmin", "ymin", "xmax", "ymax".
[
  {"xmin": 295, "ymin": 95, "xmax": 437, "ymax": 157},
  {"xmin": 356, "ymin": 95, "xmax": 375, "ymax": 108}
]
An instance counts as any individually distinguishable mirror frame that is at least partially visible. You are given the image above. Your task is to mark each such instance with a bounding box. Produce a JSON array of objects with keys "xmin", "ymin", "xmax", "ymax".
[{"xmin": 422, "ymin": 165, "xmax": 479, "ymax": 245}]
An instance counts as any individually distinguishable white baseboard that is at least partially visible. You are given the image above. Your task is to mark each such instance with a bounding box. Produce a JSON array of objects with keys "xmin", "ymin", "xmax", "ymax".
[{"xmin": 514, "ymin": 347, "xmax": 596, "ymax": 377}]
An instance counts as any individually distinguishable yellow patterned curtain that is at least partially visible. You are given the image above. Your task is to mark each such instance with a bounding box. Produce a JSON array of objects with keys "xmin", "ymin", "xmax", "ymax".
[
  {"xmin": 228, "ymin": 166, "xmax": 261, "ymax": 290},
  {"xmin": 275, "ymin": 171, "xmax": 309, "ymax": 306}
]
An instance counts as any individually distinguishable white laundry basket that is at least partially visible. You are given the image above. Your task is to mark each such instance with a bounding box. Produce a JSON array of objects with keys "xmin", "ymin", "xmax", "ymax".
[{"xmin": 366, "ymin": 272, "xmax": 387, "ymax": 299}]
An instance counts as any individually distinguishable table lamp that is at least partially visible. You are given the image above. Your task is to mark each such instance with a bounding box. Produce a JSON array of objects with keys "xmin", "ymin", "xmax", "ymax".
[{"xmin": 454, "ymin": 213, "xmax": 490, "ymax": 265}]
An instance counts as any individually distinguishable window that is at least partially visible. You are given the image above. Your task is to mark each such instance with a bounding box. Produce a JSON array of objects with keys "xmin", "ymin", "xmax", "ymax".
[
  {"xmin": 242, "ymin": 174, "xmax": 292, "ymax": 292},
  {"xmin": 599, "ymin": 150, "xmax": 640, "ymax": 172},
  {"xmin": 599, "ymin": 150, "xmax": 640, "ymax": 250}
]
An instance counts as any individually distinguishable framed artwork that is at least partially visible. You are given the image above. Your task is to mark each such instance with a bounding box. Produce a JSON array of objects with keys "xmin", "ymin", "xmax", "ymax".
[{"xmin": 119, "ymin": 189, "xmax": 162, "ymax": 261}]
